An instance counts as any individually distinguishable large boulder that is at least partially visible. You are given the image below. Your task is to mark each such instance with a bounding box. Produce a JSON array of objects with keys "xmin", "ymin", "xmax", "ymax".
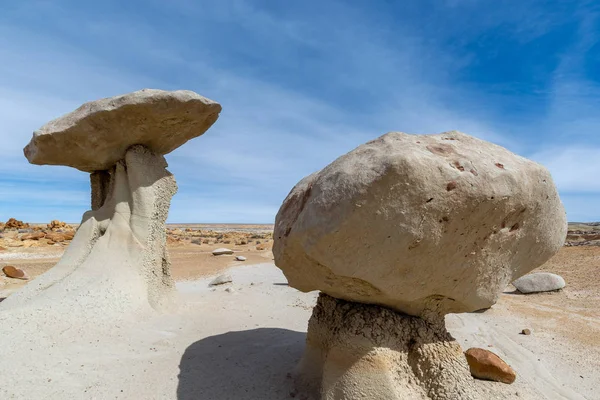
[
  {"xmin": 23, "ymin": 89, "xmax": 221, "ymax": 172},
  {"xmin": 274, "ymin": 131, "xmax": 567, "ymax": 316},
  {"xmin": 512, "ymin": 272, "xmax": 565, "ymax": 293}
]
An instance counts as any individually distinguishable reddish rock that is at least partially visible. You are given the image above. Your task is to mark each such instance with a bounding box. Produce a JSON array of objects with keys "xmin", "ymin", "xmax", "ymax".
[
  {"xmin": 47, "ymin": 220, "xmax": 70, "ymax": 230},
  {"xmin": 45, "ymin": 232, "xmax": 68, "ymax": 242},
  {"xmin": 4, "ymin": 218, "xmax": 29, "ymax": 230},
  {"xmin": 2, "ymin": 265, "xmax": 29, "ymax": 280},
  {"xmin": 465, "ymin": 348, "xmax": 516, "ymax": 384},
  {"xmin": 21, "ymin": 232, "xmax": 46, "ymax": 241}
]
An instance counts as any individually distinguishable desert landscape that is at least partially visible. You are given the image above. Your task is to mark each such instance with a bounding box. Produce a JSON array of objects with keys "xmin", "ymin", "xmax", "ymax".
[
  {"xmin": 1, "ymin": 219, "xmax": 599, "ymax": 399},
  {"xmin": 0, "ymin": 90, "xmax": 598, "ymax": 400}
]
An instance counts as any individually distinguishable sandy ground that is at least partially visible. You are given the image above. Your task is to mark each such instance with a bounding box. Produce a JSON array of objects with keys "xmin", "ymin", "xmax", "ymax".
[{"xmin": 0, "ymin": 241, "xmax": 599, "ymax": 399}]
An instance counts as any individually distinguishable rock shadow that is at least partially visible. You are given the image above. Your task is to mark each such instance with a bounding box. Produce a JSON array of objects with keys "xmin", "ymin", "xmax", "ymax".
[{"xmin": 177, "ymin": 328, "xmax": 305, "ymax": 400}]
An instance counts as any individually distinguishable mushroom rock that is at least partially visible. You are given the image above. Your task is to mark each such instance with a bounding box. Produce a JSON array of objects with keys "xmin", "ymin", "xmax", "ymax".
[
  {"xmin": 1, "ymin": 89, "xmax": 220, "ymax": 318},
  {"xmin": 24, "ymin": 88, "xmax": 221, "ymax": 172},
  {"xmin": 274, "ymin": 131, "xmax": 566, "ymax": 399}
]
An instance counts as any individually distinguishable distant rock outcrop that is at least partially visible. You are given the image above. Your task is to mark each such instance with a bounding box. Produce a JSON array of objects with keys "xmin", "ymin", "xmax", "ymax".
[{"xmin": 3, "ymin": 218, "xmax": 29, "ymax": 230}]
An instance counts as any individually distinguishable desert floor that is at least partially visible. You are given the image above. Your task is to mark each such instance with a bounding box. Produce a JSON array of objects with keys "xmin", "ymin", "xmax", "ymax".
[{"xmin": 0, "ymin": 225, "xmax": 599, "ymax": 399}]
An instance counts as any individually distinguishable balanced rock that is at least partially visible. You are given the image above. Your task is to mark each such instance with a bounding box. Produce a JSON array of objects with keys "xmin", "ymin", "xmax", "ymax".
[
  {"xmin": 2, "ymin": 89, "xmax": 221, "ymax": 324},
  {"xmin": 513, "ymin": 272, "xmax": 565, "ymax": 293},
  {"xmin": 274, "ymin": 131, "xmax": 567, "ymax": 316},
  {"xmin": 465, "ymin": 348, "xmax": 516, "ymax": 384},
  {"xmin": 2, "ymin": 266, "xmax": 28, "ymax": 280},
  {"xmin": 24, "ymin": 89, "xmax": 222, "ymax": 172},
  {"xmin": 212, "ymin": 248, "xmax": 234, "ymax": 256}
]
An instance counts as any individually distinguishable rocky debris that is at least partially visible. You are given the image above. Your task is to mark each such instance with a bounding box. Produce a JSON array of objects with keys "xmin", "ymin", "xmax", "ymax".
[
  {"xmin": 47, "ymin": 220, "xmax": 71, "ymax": 230},
  {"xmin": 24, "ymin": 89, "xmax": 222, "ymax": 172},
  {"xmin": 465, "ymin": 348, "xmax": 516, "ymax": 384},
  {"xmin": 209, "ymin": 274, "xmax": 233, "ymax": 286},
  {"xmin": 225, "ymin": 287, "xmax": 235, "ymax": 293},
  {"xmin": 513, "ymin": 272, "xmax": 566, "ymax": 294},
  {"xmin": 0, "ymin": 222, "xmax": 4, "ymax": 231},
  {"xmin": 235, "ymin": 256, "xmax": 247, "ymax": 261},
  {"xmin": 20, "ymin": 232, "xmax": 46, "ymax": 241},
  {"xmin": 44, "ymin": 231, "xmax": 75, "ymax": 243},
  {"xmin": 274, "ymin": 130, "xmax": 567, "ymax": 317},
  {"xmin": 521, "ymin": 329, "xmax": 532, "ymax": 335},
  {"xmin": 2, "ymin": 266, "xmax": 29, "ymax": 280},
  {"xmin": 3, "ymin": 218, "xmax": 29, "ymax": 230},
  {"xmin": 212, "ymin": 248, "xmax": 234, "ymax": 256}
]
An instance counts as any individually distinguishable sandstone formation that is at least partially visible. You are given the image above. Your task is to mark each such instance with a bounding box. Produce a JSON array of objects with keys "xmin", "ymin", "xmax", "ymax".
[
  {"xmin": 1, "ymin": 89, "xmax": 220, "ymax": 320},
  {"xmin": 464, "ymin": 348, "xmax": 516, "ymax": 384},
  {"xmin": 512, "ymin": 272, "xmax": 566, "ymax": 293},
  {"xmin": 47, "ymin": 220, "xmax": 71, "ymax": 230},
  {"xmin": 274, "ymin": 131, "xmax": 567, "ymax": 316},
  {"xmin": 3, "ymin": 218, "xmax": 29, "ymax": 230},
  {"xmin": 24, "ymin": 89, "xmax": 221, "ymax": 172},
  {"xmin": 274, "ymin": 131, "xmax": 566, "ymax": 399}
]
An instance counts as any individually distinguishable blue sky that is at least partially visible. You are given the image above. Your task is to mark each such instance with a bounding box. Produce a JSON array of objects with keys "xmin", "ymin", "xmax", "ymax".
[{"xmin": 1, "ymin": 0, "xmax": 599, "ymax": 223}]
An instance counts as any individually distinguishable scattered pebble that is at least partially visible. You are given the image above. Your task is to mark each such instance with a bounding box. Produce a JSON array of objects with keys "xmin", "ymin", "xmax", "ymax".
[
  {"xmin": 225, "ymin": 287, "xmax": 235, "ymax": 293},
  {"xmin": 212, "ymin": 248, "xmax": 234, "ymax": 256},
  {"xmin": 521, "ymin": 328, "xmax": 532, "ymax": 335},
  {"xmin": 209, "ymin": 274, "xmax": 233, "ymax": 286},
  {"xmin": 2, "ymin": 265, "xmax": 29, "ymax": 280},
  {"xmin": 235, "ymin": 256, "xmax": 247, "ymax": 261}
]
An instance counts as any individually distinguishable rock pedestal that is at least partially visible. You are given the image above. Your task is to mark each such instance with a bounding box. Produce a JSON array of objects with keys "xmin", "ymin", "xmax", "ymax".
[
  {"xmin": 3, "ymin": 145, "xmax": 177, "ymax": 311},
  {"xmin": 297, "ymin": 294, "xmax": 488, "ymax": 400},
  {"xmin": 1, "ymin": 89, "xmax": 221, "ymax": 320},
  {"xmin": 274, "ymin": 131, "xmax": 567, "ymax": 399}
]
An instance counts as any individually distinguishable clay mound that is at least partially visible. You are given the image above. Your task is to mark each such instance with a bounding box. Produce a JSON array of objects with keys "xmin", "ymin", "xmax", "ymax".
[
  {"xmin": 24, "ymin": 89, "xmax": 221, "ymax": 172},
  {"xmin": 274, "ymin": 131, "xmax": 567, "ymax": 316}
]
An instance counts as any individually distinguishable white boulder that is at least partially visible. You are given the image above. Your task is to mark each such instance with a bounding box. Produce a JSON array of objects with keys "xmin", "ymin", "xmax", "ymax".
[
  {"xmin": 513, "ymin": 272, "xmax": 565, "ymax": 293},
  {"xmin": 274, "ymin": 131, "xmax": 567, "ymax": 316},
  {"xmin": 212, "ymin": 248, "xmax": 234, "ymax": 256}
]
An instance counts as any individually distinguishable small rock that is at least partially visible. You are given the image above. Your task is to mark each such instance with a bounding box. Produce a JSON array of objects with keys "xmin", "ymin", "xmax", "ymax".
[
  {"xmin": 209, "ymin": 274, "xmax": 233, "ymax": 286},
  {"xmin": 20, "ymin": 232, "xmax": 46, "ymax": 241},
  {"xmin": 212, "ymin": 248, "xmax": 234, "ymax": 256},
  {"xmin": 521, "ymin": 329, "xmax": 531, "ymax": 335},
  {"xmin": 513, "ymin": 272, "xmax": 565, "ymax": 294},
  {"xmin": 225, "ymin": 287, "xmax": 235, "ymax": 293},
  {"xmin": 2, "ymin": 265, "xmax": 29, "ymax": 280},
  {"xmin": 235, "ymin": 256, "xmax": 247, "ymax": 261},
  {"xmin": 465, "ymin": 348, "xmax": 516, "ymax": 384}
]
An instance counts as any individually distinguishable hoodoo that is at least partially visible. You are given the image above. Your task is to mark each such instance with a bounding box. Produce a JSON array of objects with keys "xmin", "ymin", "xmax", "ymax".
[
  {"xmin": 2, "ymin": 89, "xmax": 221, "ymax": 317},
  {"xmin": 274, "ymin": 131, "xmax": 567, "ymax": 399}
]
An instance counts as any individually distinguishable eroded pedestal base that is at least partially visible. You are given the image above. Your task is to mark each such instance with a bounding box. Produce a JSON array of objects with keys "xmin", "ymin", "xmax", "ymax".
[{"xmin": 296, "ymin": 294, "xmax": 499, "ymax": 400}]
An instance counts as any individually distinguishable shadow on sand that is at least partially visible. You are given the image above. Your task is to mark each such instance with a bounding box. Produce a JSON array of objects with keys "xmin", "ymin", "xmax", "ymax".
[{"xmin": 177, "ymin": 328, "xmax": 305, "ymax": 400}]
